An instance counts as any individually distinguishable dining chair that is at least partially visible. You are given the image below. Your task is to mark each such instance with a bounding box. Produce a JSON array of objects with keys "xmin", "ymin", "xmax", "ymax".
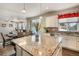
[
  {"xmin": 0, "ymin": 33, "xmax": 12, "ymax": 48},
  {"xmin": 0, "ymin": 45, "xmax": 16, "ymax": 56},
  {"xmin": 0, "ymin": 33, "xmax": 16, "ymax": 55}
]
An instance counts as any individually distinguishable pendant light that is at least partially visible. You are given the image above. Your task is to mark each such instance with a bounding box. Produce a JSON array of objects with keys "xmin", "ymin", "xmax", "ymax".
[
  {"xmin": 39, "ymin": 3, "xmax": 43, "ymax": 21},
  {"xmin": 22, "ymin": 3, "xmax": 26, "ymax": 13}
]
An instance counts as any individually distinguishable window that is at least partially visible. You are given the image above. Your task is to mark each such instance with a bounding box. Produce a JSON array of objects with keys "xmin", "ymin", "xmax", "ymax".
[{"xmin": 59, "ymin": 22, "xmax": 79, "ymax": 31}]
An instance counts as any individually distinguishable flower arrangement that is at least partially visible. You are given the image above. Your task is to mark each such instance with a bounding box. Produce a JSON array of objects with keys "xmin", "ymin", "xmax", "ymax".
[{"xmin": 32, "ymin": 20, "xmax": 41, "ymax": 42}]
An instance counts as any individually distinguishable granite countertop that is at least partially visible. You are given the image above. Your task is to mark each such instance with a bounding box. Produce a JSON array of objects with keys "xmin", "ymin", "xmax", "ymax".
[
  {"xmin": 58, "ymin": 31, "xmax": 79, "ymax": 37},
  {"xmin": 12, "ymin": 34, "xmax": 62, "ymax": 56}
]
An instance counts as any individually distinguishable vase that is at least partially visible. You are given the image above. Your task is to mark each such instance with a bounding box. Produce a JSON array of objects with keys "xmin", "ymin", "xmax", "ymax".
[{"xmin": 35, "ymin": 33, "xmax": 39, "ymax": 42}]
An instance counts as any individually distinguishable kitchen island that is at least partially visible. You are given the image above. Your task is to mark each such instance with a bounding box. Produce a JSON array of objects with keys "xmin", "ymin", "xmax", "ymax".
[{"xmin": 12, "ymin": 34, "xmax": 62, "ymax": 56}]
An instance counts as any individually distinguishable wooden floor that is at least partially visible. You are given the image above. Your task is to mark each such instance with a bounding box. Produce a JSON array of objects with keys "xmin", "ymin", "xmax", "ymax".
[
  {"xmin": 62, "ymin": 48, "xmax": 79, "ymax": 56},
  {"xmin": 0, "ymin": 45, "xmax": 15, "ymax": 56}
]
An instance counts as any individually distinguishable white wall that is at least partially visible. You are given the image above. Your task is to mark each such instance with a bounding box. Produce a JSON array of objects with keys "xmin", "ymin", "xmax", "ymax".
[
  {"xmin": 0, "ymin": 19, "xmax": 27, "ymax": 34},
  {"xmin": 0, "ymin": 21, "xmax": 15, "ymax": 34}
]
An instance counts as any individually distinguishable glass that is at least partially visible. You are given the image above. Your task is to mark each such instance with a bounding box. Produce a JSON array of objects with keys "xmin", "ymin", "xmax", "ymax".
[
  {"xmin": 59, "ymin": 23, "xmax": 69, "ymax": 31},
  {"xmin": 59, "ymin": 22, "xmax": 78, "ymax": 31},
  {"xmin": 68, "ymin": 23, "xmax": 77, "ymax": 31},
  {"xmin": 59, "ymin": 17, "xmax": 79, "ymax": 31}
]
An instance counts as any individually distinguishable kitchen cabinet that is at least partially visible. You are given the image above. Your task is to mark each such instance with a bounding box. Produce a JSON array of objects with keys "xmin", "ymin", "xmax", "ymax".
[
  {"xmin": 76, "ymin": 37, "xmax": 79, "ymax": 51},
  {"xmin": 62, "ymin": 36, "xmax": 69, "ymax": 48},
  {"xmin": 67, "ymin": 36, "xmax": 76, "ymax": 50},
  {"xmin": 62, "ymin": 35, "xmax": 79, "ymax": 52},
  {"xmin": 45, "ymin": 15, "xmax": 58, "ymax": 27}
]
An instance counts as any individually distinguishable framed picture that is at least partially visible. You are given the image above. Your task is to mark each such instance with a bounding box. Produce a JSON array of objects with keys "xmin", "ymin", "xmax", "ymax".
[{"xmin": 2, "ymin": 24, "xmax": 6, "ymax": 27}]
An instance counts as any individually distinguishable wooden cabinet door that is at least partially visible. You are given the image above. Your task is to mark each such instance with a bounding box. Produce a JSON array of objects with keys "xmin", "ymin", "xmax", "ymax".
[
  {"xmin": 67, "ymin": 36, "xmax": 76, "ymax": 50},
  {"xmin": 62, "ymin": 35, "xmax": 76, "ymax": 50},
  {"xmin": 62, "ymin": 36, "xmax": 68, "ymax": 48},
  {"xmin": 76, "ymin": 37, "xmax": 79, "ymax": 51}
]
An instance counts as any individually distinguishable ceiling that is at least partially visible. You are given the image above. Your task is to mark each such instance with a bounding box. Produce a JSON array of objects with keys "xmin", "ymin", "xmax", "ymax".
[{"xmin": 0, "ymin": 3, "xmax": 79, "ymax": 20}]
